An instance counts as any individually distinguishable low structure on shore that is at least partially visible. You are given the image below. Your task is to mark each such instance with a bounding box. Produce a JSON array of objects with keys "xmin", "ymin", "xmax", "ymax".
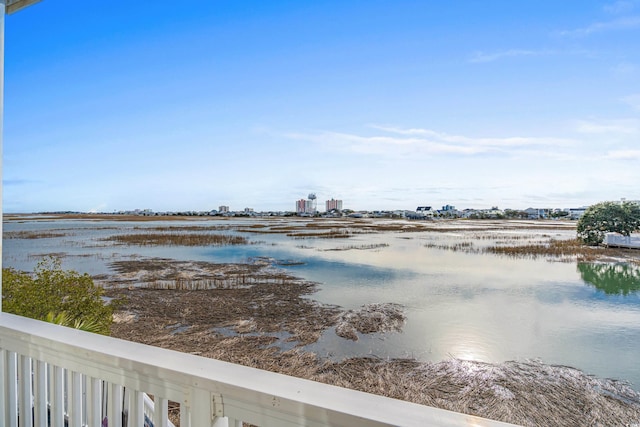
[{"xmin": 604, "ymin": 233, "xmax": 640, "ymax": 249}]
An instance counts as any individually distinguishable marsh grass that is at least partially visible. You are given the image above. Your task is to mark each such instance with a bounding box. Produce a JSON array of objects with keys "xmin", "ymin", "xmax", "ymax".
[
  {"xmin": 106, "ymin": 255, "xmax": 640, "ymax": 427},
  {"xmin": 334, "ymin": 303, "xmax": 406, "ymax": 340},
  {"xmin": 315, "ymin": 358, "xmax": 640, "ymax": 427},
  {"xmin": 28, "ymin": 252, "xmax": 67, "ymax": 260},
  {"xmin": 325, "ymin": 243, "xmax": 390, "ymax": 251},
  {"xmin": 134, "ymin": 225, "xmax": 234, "ymax": 231},
  {"xmin": 102, "ymin": 232, "xmax": 247, "ymax": 246},
  {"xmin": 4, "ymin": 231, "xmax": 67, "ymax": 239},
  {"xmin": 288, "ymin": 230, "xmax": 354, "ymax": 238},
  {"xmin": 424, "ymin": 242, "xmax": 475, "ymax": 251},
  {"xmin": 485, "ymin": 238, "xmax": 602, "ymax": 260},
  {"xmin": 425, "ymin": 238, "xmax": 639, "ymax": 263}
]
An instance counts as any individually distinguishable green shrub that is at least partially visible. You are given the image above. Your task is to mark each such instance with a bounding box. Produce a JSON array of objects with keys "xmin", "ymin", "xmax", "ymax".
[
  {"xmin": 577, "ymin": 201, "xmax": 640, "ymax": 246},
  {"xmin": 2, "ymin": 257, "xmax": 113, "ymax": 335}
]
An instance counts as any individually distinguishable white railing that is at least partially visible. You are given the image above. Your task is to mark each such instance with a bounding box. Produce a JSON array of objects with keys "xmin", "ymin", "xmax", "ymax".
[
  {"xmin": 0, "ymin": 313, "xmax": 517, "ymax": 427},
  {"xmin": 604, "ymin": 233, "xmax": 640, "ymax": 249}
]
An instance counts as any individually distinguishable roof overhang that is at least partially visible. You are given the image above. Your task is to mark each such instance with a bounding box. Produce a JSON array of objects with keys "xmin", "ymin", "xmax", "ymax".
[{"xmin": 6, "ymin": 0, "xmax": 42, "ymax": 14}]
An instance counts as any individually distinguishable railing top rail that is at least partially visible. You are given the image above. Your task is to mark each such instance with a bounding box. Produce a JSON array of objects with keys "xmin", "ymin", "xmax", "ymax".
[{"xmin": 0, "ymin": 313, "xmax": 517, "ymax": 427}]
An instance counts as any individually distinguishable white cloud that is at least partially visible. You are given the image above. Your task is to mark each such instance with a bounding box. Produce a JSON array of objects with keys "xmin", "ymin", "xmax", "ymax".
[
  {"xmin": 604, "ymin": 0, "xmax": 637, "ymax": 14},
  {"xmin": 574, "ymin": 118, "xmax": 640, "ymax": 134},
  {"xmin": 287, "ymin": 126, "xmax": 574, "ymax": 158},
  {"xmin": 371, "ymin": 125, "xmax": 572, "ymax": 148},
  {"xmin": 558, "ymin": 16, "xmax": 640, "ymax": 37},
  {"xmin": 286, "ymin": 131, "xmax": 482, "ymax": 156},
  {"xmin": 605, "ymin": 149, "xmax": 640, "ymax": 160},
  {"xmin": 469, "ymin": 49, "xmax": 554, "ymax": 64}
]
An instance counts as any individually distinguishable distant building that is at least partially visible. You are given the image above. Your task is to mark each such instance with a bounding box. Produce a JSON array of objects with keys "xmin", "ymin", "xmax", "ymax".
[
  {"xmin": 219, "ymin": 205, "xmax": 229, "ymax": 213},
  {"xmin": 524, "ymin": 208, "xmax": 549, "ymax": 219},
  {"xmin": 568, "ymin": 207, "xmax": 587, "ymax": 219},
  {"xmin": 438, "ymin": 204, "xmax": 461, "ymax": 218},
  {"xmin": 296, "ymin": 199, "xmax": 307, "ymax": 215},
  {"xmin": 416, "ymin": 206, "xmax": 435, "ymax": 217},
  {"xmin": 326, "ymin": 198, "xmax": 343, "ymax": 212},
  {"xmin": 296, "ymin": 194, "xmax": 318, "ymax": 215}
]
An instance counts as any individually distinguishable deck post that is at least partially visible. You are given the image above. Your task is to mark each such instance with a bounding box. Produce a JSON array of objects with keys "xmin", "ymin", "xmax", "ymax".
[{"xmin": 1, "ymin": 0, "xmax": 6, "ymax": 313}]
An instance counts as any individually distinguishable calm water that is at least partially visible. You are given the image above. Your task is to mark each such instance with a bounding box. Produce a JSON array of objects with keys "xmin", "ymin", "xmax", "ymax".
[{"xmin": 3, "ymin": 218, "xmax": 640, "ymax": 390}]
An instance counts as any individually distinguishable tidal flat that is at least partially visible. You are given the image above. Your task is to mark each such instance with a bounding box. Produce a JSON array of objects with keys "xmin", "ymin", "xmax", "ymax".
[{"xmin": 4, "ymin": 214, "xmax": 640, "ymax": 426}]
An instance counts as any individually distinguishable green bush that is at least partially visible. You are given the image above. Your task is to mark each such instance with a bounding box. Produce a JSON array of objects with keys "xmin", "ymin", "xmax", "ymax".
[
  {"xmin": 2, "ymin": 257, "xmax": 113, "ymax": 335},
  {"xmin": 577, "ymin": 201, "xmax": 640, "ymax": 246}
]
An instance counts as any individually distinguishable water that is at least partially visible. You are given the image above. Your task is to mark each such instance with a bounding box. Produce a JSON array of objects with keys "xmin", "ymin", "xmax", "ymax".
[{"xmin": 3, "ymin": 217, "xmax": 640, "ymax": 390}]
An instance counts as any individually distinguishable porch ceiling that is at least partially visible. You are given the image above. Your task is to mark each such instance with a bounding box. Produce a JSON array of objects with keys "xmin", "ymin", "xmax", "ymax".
[{"xmin": 6, "ymin": 0, "xmax": 42, "ymax": 14}]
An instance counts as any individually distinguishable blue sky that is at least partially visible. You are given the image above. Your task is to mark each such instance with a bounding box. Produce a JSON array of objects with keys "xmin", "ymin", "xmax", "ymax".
[{"xmin": 3, "ymin": 0, "xmax": 639, "ymax": 213}]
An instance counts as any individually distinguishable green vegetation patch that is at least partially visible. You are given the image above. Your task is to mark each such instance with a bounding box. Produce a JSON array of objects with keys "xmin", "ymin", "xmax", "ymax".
[{"xmin": 2, "ymin": 258, "xmax": 113, "ymax": 335}]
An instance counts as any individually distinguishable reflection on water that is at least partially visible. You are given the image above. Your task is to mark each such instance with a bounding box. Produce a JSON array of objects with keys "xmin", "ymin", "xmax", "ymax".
[
  {"xmin": 578, "ymin": 263, "xmax": 640, "ymax": 295},
  {"xmin": 3, "ymin": 218, "xmax": 640, "ymax": 391}
]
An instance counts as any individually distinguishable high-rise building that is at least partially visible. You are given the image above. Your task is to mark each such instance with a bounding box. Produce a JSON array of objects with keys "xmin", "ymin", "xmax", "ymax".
[
  {"xmin": 219, "ymin": 205, "xmax": 229, "ymax": 213},
  {"xmin": 326, "ymin": 198, "xmax": 343, "ymax": 212},
  {"xmin": 296, "ymin": 194, "xmax": 318, "ymax": 215},
  {"xmin": 296, "ymin": 199, "xmax": 307, "ymax": 215}
]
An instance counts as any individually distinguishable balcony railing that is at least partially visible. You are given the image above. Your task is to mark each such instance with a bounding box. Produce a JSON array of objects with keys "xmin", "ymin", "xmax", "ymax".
[
  {"xmin": 604, "ymin": 233, "xmax": 640, "ymax": 249},
  {"xmin": 0, "ymin": 312, "xmax": 516, "ymax": 427}
]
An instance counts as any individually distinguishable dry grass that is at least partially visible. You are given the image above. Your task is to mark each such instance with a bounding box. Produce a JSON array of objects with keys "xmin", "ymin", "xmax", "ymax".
[
  {"xmin": 103, "ymin": 258, "xmax": 341, "ymax": 347},
  {"xmin": 324, "ymin": 243, "xmax": 389, "ymax": 251},
  {"xmin": 423, "ymin": 237, "xmax": 640, "ymax": 263},
  {"xmin": 287, "ymin": 230, "xmax": 354, "ymax": 238},
  {"xmin": 314, "ymin": 358, "xmax": 640, "ymax": 427},
  {"xmin": 425, "ymin": 241, "xmax": 475, "ymax": 251},
  {"xmin": 101, "ymin": 256, "xmax": 640, "ymax": 427},
  {"xmin": 4, "ymin": 231, "xmax": 67, "ymax": 239},
  {"xmin": 485, "ymin": 238, "xmax": 639, "ymax": 262},
  {"xmin": 335, "ymin": 303, "xmax": 406, "ymax": 340},
  {"xmin": 134, "ymin": 225, "xmax": 235, "ymax": 231},
  {"xmin": 102, "ymin": 232, "xmax": 247, "ymax": 246}
]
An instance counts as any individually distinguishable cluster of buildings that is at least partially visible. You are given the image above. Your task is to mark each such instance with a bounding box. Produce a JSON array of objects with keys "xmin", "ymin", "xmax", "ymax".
[
  {"xmin": 100, "ymin": 197, "xmax": 638, "ymax": 220},
  {"xmin": 404, "ymin": 206, "xmax": 588, "ymax": 220},
  {"xmin": 295, "ymin": 194, "xmax": 343, "ymax": 216}
]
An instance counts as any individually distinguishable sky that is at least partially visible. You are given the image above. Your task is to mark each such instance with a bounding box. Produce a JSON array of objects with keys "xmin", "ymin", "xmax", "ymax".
[{"xmin": 3, "ymin": 0, "xmax": 640, "ymax": 213}]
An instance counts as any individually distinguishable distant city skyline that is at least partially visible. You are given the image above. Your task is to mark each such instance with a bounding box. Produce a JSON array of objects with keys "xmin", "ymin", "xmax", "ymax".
[{"xmin": 3, "ymin": 1, "xmax": 640, "ymax": 213}]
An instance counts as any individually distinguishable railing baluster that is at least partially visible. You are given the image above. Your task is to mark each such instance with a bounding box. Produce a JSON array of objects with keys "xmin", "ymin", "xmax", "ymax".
[
  {"xmin": 87, "ymin": 377, "xmax": 101, "ymax": 427},
  {"xmin": 110, "ymin": 383, "xmax": 123, "ymax": 427},
  {"xmin": 0, "ymin": 349, "xmax": 5, "ymax": 424},
  {"xmin": 213, "ymin": 416, "xmax": 229, "ymax": 427},
  {"xmin": 122, "ymin": 387, "xmax": 129, "ymax": 426},
  {"xmin": 153, "ymin": 397, "xmax": 169, "ymax": 427},
  {"xmin": 68, "ymin": 370, "xmax": 82, "ymax": 427},
  {"xmin": 19, "ymin": 354, "xmax": 32, "ymax": 427},
  {"xmin": 180, "ymin": 402, "xmax": 189, "ymax": 427},
  {"xmin": 51, "ymin": 366, "xmax": 64, "ymax": 427},
  {"xmin": 130, "ymin": 390, "xmax": 144, "ymax": 427},
  {"xmin": 6, "ymin": 352, "xmax": 18, "ymax": 427},
  {"xmin": 33, "ymin": 360, "xmax": 47, "ymax": 427}
]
